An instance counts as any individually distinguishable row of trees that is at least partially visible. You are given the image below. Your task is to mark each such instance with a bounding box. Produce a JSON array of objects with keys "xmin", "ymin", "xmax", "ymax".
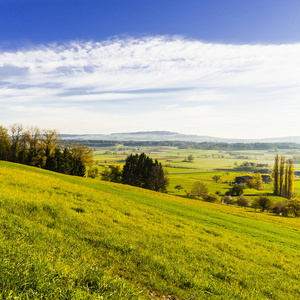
[
  {"xmin": 273, "ymin": 155, "xmax": 294, "ymax": 199},
  {"xmin": 183, "ymin": 180, "xmax": 300, "ymax": 217},
  {"xmin": 102, "ymin": 153, "xmax": 169, "ymax": 192},
  {"xmin": 224, "ymin": 194, "xmax": 300, "ymax": 217},
  {"xmin": 0, "ymin": 124, "xmax": 93, "ymax": 176},
  {"xmin": 73, "ymin": 138, "xmax": 300, "ymax": 151}
]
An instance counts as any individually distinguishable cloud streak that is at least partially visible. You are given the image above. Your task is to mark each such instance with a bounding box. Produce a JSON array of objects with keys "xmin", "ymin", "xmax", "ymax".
[{"xmin": 0, "ymin": 36, "xmax": 300, "ymax": 138}]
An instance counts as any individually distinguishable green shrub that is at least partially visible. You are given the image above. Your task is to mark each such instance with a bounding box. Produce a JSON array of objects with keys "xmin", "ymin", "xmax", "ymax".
[
  {"xmin": 222, "ymin": 195, "xmax": 235, "ymax": 205},
  {"xmin": 226, "ymin": 185, "xmax": 245, "ymax": 196},
  {"xmin": 203, "ymin": 194, "xmax": 220, "ymax": 203},
  {"xmin": 237, "ymin": 195, "xmax": 251, "ymax": 208},
  {"xmin": 286, "ymin": 198, "xmax": 300, "ymax": 217},
  {"xmin": 190, "ymin": 181, "xmax": 209, "ymax": 198},
  {"xmin": 252, "ymin": 196, "xmax": 273, "ymax": 212}
]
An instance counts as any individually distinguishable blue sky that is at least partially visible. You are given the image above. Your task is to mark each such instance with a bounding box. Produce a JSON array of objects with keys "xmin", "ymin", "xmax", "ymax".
[{"xmin": 1, "ymin": 0, "xmax": 300, "ymax": 138}]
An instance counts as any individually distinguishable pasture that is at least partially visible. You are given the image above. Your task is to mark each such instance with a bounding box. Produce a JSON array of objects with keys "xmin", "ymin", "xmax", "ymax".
[
  {"xmin": 1, "ymin": 160, "xmax": 300, "ymax": 299},
  {"xmin": 92, "ymin": 146, "xmax": 300, "ymax": 198}
]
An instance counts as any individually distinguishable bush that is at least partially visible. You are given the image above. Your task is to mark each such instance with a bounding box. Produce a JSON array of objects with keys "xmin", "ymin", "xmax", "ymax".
[
  {"xmin": 101, "ymin": 165, "xmax": 122, "ymax": 183},
  {"xmin": 273, "ymin": 201, "xmax": 287, "ymax": 215},
  {"xmin": 87, "ymin": 167, "xmax": 99, "ymax": 179},
  {"xmin": 252, "ymin": 196, "xmax": 273, "ymax": 212},
  {"xmin": 190, "ymin": 181, "xmax": 209, "ymax": 198},
  {"xmin": 203, "ymin": 194, "xmax": 220, "ymax": 203},
  {"xmin": 227, "ymin": 185, "xmax": 245, "ymax": 196},
  {"xmin": 187, "ymin": 154, "xmax": 194, "ymax": 162},
  {"xmin": 175, "ymin": 184, "xmax": 184, "ymax": 192},
  {"xmin": 286, "ymin": 198, "xmax": 300, "ymax": 217},
  {"xmin": 222, "ymin": 195, "xmax": 235, "ymax": 205},
  {"xmin": 237, "ymin": 195, "xmax": 251, "ymax": 208},
  {"xmin": 185, "ymin": 190, "xmax": 191, "ymax": 197}
]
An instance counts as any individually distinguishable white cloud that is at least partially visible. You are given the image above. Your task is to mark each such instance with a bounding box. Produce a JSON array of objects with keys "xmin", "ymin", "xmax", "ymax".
[{"xmin": 0, "ymin": 36, "xmax": 300, "ymax": 138}]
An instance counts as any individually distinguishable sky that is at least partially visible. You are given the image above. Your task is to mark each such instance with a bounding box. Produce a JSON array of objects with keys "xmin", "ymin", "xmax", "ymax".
[{"xmin": 1, "ymin": 0, "xmax": 300, "ymax": 139}]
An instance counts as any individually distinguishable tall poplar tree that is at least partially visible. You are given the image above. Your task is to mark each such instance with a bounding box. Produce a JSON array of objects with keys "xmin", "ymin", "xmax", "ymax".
[
  {"xmin": 279, "ymin": 155, "xmax": 285, "ymax": 196},
  {"xmin": 273, "ymin": 154, "xmax": 279, "ymax": 195},
  {"xmin": 284, "ymin": 165, "xmax": 288, "ymax": 198},
  {"xmin": 286, "ymin": 159, "xmax": 295, "ymax": 199}
]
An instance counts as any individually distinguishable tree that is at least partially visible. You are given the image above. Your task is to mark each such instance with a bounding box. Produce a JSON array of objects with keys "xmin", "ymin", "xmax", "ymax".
[
  {"xmin": 25, "ymin": 126, "xmax": 45, "ymax": 167},
  {"xmin": 122, "ymin": 153, "xmax": 168, "ymax": 192},
  {"xmin": 226, "ymin": 185, "xmax": 245, "ymax": 196},
  {"xmin": 273, "ymin": 201, "xmax": 287, "ymax": 215},
  {"xmin": 242, "ymin": 161, "xmax": 251, "ymax": 167},
  {"xmin": 273, "ymin": 154, "xmax": 279, "ymax": 195},
  {"xmin": 279, "ymin": 155, "xmax": 285, "ymax": 196},
  {"xmin": 203, "ymin": 193, "xmax": 220, "ymax": 203},
  {"xmin": 0, "ymin": 126, "xmax": 11, "ymax": 161},
  {"xmin": 250, "ymin": 173, "xmax": 263, "ymax": 190},
  {"xmin": 237, "ymin": 195, "xmax": 251, "ymax": 208},
  {"xmin": 175, "ymin": 184, "xmax": 184, "ymax": 192},
  {"xmin": 44, "ymin": 129, "xmax": 60, "ymax": 171},
  {"xmin": 246, "ymin": 179, "xmax": 256, "ymax": 189},
  {"xmin": 102, "ymin": 165, "xmax": 122, "ymax": 183},
  {"xmin": 0, "ymin": 123, "xmax": 94, "ymax": 177},
  {"xmin": 222, "ymin": 195, "xmax": 235, "ymax": 204},
  {"xmin": 149, "ymin": 164, "xmax": 169, "ymax": 192},
  {"xmin": 61, "ymin": 147, "xmax": 73, "ymax": 174},
  {"xmin": 190, "ymin": 181, "xmax": 209, "ymax": 198},
  {"xmin": 70, "ymin": 144, "xmax": 93, "ymax": 176},
  {"xmin": 285, "ymin": 159, "xmax": 294, "ymax": 199},
  {"xmin": 252, "ymin": 196, "xmax": 273, "ymax": 212},
  {"xmin": 122, "ymin": 154, "xmax": 139, "ymax": 186},
  {"xmin": 51, "ymin": 147, "xmax": 62, "ymax": 173},
  {"xmin": 187, "ymin": 154, "xmax": 194, "ymax": 162},
  {"xmin": 286, "ymin": 198, "xmax": 300, "ymax": 217},
  {"xmin": 9, "ymin": 123, "xmax": 23, "ymax": 162},
  {"xmin": 212, "ymin": 175, "xmax": 222, "ymax": 183},
  {"xmin": 88, "ymin": 167, "xmax": 99, "ymax": 179}
]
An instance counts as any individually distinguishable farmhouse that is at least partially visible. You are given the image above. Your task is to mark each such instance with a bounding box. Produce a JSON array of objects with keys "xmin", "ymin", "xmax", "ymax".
[
  {"xmin": 235, "ymin": 176, "xmax": 253, "ymax": 184},
  {"xmin": 235, "ymin": 174, "xmax": 272, "ymax": 184}
]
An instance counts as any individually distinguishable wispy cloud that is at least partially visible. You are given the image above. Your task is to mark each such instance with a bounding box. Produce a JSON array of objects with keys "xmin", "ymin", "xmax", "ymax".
[{"xmin": 0, "ymin": 36, "xmax": 300, "ymax": 138}]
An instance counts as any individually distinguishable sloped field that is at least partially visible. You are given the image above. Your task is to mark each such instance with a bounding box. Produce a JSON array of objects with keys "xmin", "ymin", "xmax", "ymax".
[{"xmin": 0, "ymin": 161, "xmax": 300, "ymax": 299}]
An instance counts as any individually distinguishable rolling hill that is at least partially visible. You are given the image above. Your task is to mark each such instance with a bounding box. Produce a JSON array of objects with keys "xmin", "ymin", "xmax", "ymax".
[
  {"xmin": 61, "ymin": 131, "xmax": 300, "ymax": 144},
  {"xmin": 1, "ymin": 161, "xmax": 300, "ymax": 299}
]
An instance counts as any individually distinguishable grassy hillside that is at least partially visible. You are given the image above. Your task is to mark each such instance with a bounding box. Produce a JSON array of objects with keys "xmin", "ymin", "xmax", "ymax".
[{"xmin": 1, "ymin": 161, "xmax": 300, "ymax": 299}]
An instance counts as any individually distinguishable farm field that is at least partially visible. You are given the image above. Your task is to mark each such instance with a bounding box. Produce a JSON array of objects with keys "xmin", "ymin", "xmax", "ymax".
[
  {"xmin": 1, "ymin": 160, "xmax": 300, "ymax": 299},
  {"xmin": 93, "ymin": 146, "xmax": 300, "ymax": 198}
]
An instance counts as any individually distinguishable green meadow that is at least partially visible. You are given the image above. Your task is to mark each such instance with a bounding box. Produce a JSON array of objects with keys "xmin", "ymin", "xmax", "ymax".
[
  {"xmin": 1, "ymin": 160, "xmax": 300, "ymax": 299},
  {"xmin": 93, "ymin": 146, "xmax": 300, "ymax": 198}
]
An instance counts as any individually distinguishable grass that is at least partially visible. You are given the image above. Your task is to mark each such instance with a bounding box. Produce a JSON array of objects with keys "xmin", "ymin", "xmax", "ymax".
[{"xmin": 1, "ymin": 160, "xmax": 300, "ymax": 299}]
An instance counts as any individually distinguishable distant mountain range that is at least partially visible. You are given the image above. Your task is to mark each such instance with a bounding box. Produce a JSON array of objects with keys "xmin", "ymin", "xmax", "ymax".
[{"xmin": 61, "ymin": 131, "xmax": 300, "ymax": 144}]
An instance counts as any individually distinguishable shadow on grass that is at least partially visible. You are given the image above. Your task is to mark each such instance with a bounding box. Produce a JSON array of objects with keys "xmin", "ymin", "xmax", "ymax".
[{"xmin": 244, "ymin": 192, "xmax": 274, "ymax": 197}]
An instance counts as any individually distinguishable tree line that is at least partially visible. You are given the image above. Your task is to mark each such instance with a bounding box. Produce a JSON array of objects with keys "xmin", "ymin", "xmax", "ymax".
[
  {"xmin": 102, "ymin": 153, "xmax": 169, "ymax": 192},
  {"xmin": 273, "ymin": 154, "xmax": 294, "ymax": 199},
  {"xmin": 72, "ymin": 139, "xmax": 300, "ymax": 151},
  {"xmin": 0, "ymin": 124, "xmax": 93, "ymax": 176},
  {"xmin": 180, "ymin": 179, "xmax": 300, "ymax": 217}
]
